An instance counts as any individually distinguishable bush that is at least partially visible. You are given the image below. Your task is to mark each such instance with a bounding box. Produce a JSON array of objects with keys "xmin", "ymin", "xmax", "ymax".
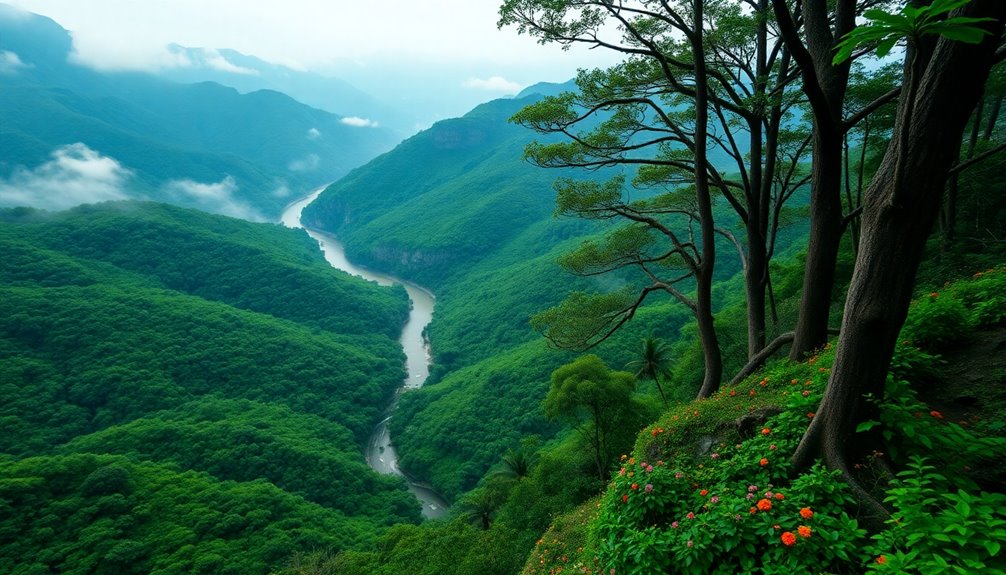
[{"xmin": 901, "ymin": 291, "xmax": 971, "ymax": 351}]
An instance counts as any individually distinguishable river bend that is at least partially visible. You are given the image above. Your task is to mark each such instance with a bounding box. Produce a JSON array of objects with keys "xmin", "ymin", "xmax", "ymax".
[{"xmin": 281, "ymin": 190, "xmax": 449, "ymax": 519}]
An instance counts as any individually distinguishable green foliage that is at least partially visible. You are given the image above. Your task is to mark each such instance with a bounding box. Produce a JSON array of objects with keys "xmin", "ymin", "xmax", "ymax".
[
  {"xmin": 834, "ymin": 0, "xmax": 996, "ymax": 64},
  {"xmin": 866, "ymin": 457, "xmax": 1006, "ymax": 574},
  {"xmin": 0, "ymin": 203, "xmax": 420, "ymax": 573},
  {"xmin": 901, "ymin": 291, "xmax": 972, "ymax": 350},
  {"xmin": 0, "ymin": 454, "xmax": 381, "ymax": 575}
]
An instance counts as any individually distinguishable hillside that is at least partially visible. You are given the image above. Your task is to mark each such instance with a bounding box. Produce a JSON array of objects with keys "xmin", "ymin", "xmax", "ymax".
[
  {"xmin": 0, "ymin": 202, "xmax": 419, "ymax": 574},
  {"xmin": 0, "ymin": 4, "xmax": 401, "ymax": 219}
]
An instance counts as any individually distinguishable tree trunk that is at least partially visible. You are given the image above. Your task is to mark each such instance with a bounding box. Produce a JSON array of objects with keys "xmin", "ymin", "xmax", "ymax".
[
  {"xmin": 793, "ymin": 3, "xmax": 1005, "ymax": 529},
  {"xmin": 692, "ymin": 0, "xmax": 723, "ymax": 399},
  {"xmin": 773, "ymin": 0, "xmax": 855, "ymax": 360}
]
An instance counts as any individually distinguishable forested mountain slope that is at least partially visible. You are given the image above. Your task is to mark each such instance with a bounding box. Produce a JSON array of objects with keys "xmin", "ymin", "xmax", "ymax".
[
  {"xmin": 0, "ymin": 202, "xmax": 419, "ymax": 574},
  {"xmin": 0, "ymin": 4, "xmax": 400, "ymax": 219}
]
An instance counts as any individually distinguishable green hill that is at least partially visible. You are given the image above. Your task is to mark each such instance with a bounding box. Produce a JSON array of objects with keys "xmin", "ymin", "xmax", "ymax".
[{"xmin": 0, "ymin": 202, "xmax": 420, "ymax": 573}]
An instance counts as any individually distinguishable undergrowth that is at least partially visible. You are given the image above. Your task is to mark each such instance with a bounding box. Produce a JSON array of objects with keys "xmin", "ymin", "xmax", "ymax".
[{"xmin": 522, "ymin": 266, "xmax": 1006, "ymax": 574}]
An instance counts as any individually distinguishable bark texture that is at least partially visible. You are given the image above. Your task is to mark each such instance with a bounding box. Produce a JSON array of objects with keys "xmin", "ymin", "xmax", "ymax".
[{"xmin": 792, "ymin": 2, "xmax": 1006, "ymax": 529}]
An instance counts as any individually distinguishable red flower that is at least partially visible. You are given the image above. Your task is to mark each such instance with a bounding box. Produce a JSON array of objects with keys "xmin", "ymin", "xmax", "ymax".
[
  {"xmin": 876, "ymin": 555, "xmax": 887, "ymax": 565},
  {"xmin": 930, "ymin": 410, "xmax": 944, "ymax": 419},
  {"xmin": 759, "ymin": 458, "xmax": 769, "ymax": 467},
  {"xmin": 622, "ymin": 494, "xmax": 629, "ymax": 503},
  {"xmin": 699, "ymin": 489, "xmax": 708, "ymax": 496},
  {"xmin": 807, "ymin": 412, "xmax": 815, "ymax": 419},
  {"xmin": 631, "ymin": 483, "xmax": 639, "ymax": 491},
  {"xmin": 781, "ymin": 532, "xmax": 797, "ymax": 547}
]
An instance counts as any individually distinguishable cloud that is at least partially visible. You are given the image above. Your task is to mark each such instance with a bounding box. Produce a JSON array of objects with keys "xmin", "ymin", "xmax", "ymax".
[
  {"xmin": 340, "ymin": 116, "xmax": 378, "ymax": 128},
  {"xmin": 0, "ymin": 50, "xmax": 31, "ymax": 74},
  {"xmin": 462, "ymin": 76, "xmax": 523, "ymax": 93},
  {"xmin": 199, "ymin": 47, "xmax": 259, "ymax": 75},
  {"xmin": 306, "ymin": 128, "xmax": 321, "ymax": 139},
  {"xmin": 0, "ymin": 143, "xmax": 132, "ymax": 210},
  {"xmin": 162, "ymin": 176, "xmax": 264, "ymax": 221},
  {"xmin": 287, "ymin": 154, "xmax": 320, "ymax": 172}
]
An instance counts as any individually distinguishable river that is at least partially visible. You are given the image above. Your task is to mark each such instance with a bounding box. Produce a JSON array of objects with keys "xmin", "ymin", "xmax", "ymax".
[{"xmin": 281, "ymin": 189, "xmax": 450, "ymax": 520}]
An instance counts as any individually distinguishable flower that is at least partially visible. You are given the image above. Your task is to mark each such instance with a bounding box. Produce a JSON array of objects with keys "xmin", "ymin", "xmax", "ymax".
[
  {"xmin": 710, "ymin": 496, "xmax": 720, "ymax": 503},
  {"xmin": 749, "ymin": 506, "xmax": 758, "ymax": 514},
  {"xmin": 798, "ymin": 525, "xmax": 812, "ymax": 538},
  {"xmin": 687, "ymin": 540, "xmax": 694, "ymax": 548},
  {"xmin": 769, "ymin": 444, "xmax": 777, "ymax": 451},
  {"xmin": 761, "ymin": 427, "xmax": 771, "ymax": 435},
  {"xmin": 774, "ymin": 493, "xmax": 784, "ymax": 501},
  {"xmin": 876, "ymin": 555, "xmax": 887, "ymax": 565},
  {"xmin": 671, "ymin": 521, "xmax": 679, "ymax": 528},
  {"xmin": 930, "ymin": 410, "xmax": 944, "ymax": 419},
  {"xmin": 759, "ymin": 458, "xmax": 769, "ymax": 466},
  {"xmin": 800, "ymin": 507, "xmax": 814, "ymax": 519},
  {"xmin": 747, "ymin": 493, "xmax": 755, "ymax": 500},
  {"xmin": 711, "ymin": 453, "xmax": 719, "ymax": 460},
  {"xmin": 686, "ymin": 512, "xmax": 696, "ymax": 519},
  {"xmin": 700, "ymin": 489, "xmax": 708, "ymax": 496},
  {"xmin": 802, "ymin": 390, "xmax": 810, "ymax": 397},
  {"xmin": 622, "ymin": 494, "xmax": 629, "ymax": 503},
  {"xmin": 631, "ymin": 483, "xmax": 639, "ymax": 491},
  {"xmin": 644, "ymin": 484, "xmax": 653, "ymax": 493},
  {"xmin": 645, "ymin": 465, "xmax": 654, "ymax": 473},
  {"xmin": 781, "ymin": 532, "xmax": 797, "ymax": 547},
  {"xmin": 757, "ymin": 498, "xmax": 773, "ymax": 511},
  {"xmin": 748, "ymin": 485, "xmax": 758, "ymax": 492},
  {"xmin": 807, "ymin": 412, "xmax": 815, "ymax": 419},
  {"xmin": 675, "ymin": 472, "xmax": 684, "ymax": 479}
]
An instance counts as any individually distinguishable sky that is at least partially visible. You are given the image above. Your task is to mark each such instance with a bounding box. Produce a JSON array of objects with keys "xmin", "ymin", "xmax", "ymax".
[{"xmin": 8, "ymin": 0, "xmax": 622, "ymax": 113}]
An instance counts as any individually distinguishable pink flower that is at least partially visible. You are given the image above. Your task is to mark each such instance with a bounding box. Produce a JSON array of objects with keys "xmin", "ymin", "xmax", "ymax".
[
  {"xmin": 675, "ymin": 472, "xmax": 684, "ymax": 479},
  {"xmin": 748, "ymin": 485, "xmax": 758, "ymax": 492},
  {"xmin": 747, "ymin": 493, "xmax": 755, "ymax": 500},
  {"xmin": 687, "ymin": 540, "xmax": 694, "ymax": 548},
  {"xmin": 644, "ymin": 484, "xmax": 653, "ymax": 493},
  {"xmin": 686, "ymin": 512, "xmax": 696, "ymax": 519},
  {"xmin": 671, "ymin": 521, "xmax": 679, "ymax": 529},
  {"xmin": 710, "ymin": 496, "xmax": 720, "ymax": 503}
]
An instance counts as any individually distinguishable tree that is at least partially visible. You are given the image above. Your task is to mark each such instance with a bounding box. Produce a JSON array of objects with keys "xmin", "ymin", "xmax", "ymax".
[
  {"xmin": 542, "ymin": 355, "xmax": 643, "ymax": 481},
  {"xmin": 503, "ymin": 0, "xmax": 812, "ymax": 397},
  {"xmin": 790, "ymin": 0, "xmax": 1006, "ymax": 527},
  {"xmin": 625, "ymin": 336, "xmax": 672, "ymax": 405}
]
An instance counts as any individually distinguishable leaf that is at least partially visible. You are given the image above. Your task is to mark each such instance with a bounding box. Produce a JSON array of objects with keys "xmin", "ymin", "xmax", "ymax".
[
  {"xmin": 984, "ymin": 540, "xmax": 1001, "ymax": 557},
  {"xmin": 856, "ymin": 420, "xmax": 881, "ymax": 433}
]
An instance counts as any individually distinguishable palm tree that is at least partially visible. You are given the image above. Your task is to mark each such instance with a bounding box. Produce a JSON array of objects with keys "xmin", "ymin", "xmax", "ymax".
[
  {"xmin": 495, "ymin": 447, "xmax": 536, "ymax": 481},
  {"xmin": 625, "ymin": 337, "xmax": 672, "ymax": 405},
  {"xmin": 460, "ymin": 486, "xmax": 505, "ymax": 530}
]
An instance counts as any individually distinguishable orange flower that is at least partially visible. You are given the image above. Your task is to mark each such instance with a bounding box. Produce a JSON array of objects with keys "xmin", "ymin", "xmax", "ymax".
[
  {"xmin": 631, "ymin": 483, "xmax": 639, "ymax": 491},
  {"xmin": 761, "ymin": 427, "xmax": 771, "ymax": 436},
  {"xmin": 930, "ymin": 410, "xmax": 944, "ymax": 419},
  {"xmin": 759, "ymin": 458, "xmax": 769, "ymax": 467},
  {"xmin": 700, "ymin": 489, "xmax": 708, "ymax": 496},
  {"xmin": 757, "ymin": 498, "xmax": 773, "ymax": 511},
  {"xmin": 749, "ymin": 506, "xmax": 758, "ymax": 514},
  {"xmin": 876, "ymin": 555, "xmax": 887, "ymax": 565},
  {"xmin": 781, "ymin": 532, "xmax": 797, "ymax": 547},
  {"xmin": 798, "ymin": 525, "xmax": 812, "ymax": 538},
  {"xmin": 799, "ymin": 507, "xmax": 814, "ymax": 519},
  {"xmin": 774, "ymin": 493, "xmax": 785, "ymax": 500},
  {"xmin": 807, "ymin": 412, "xmax": 815, "ymax": 419}
]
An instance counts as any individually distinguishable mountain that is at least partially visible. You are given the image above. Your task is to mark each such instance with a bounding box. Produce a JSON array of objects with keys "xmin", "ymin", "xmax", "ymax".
[
  {"xmin": 157, "ymin": 45, "xmax": 414, "ymax": 136},
  {"xmin": 0, "ymin": 4, "xmax": 402, "ymax": 220},
  {"xmin": 0, "ymin": 202, "xmax": 419, "ymax": 573}
]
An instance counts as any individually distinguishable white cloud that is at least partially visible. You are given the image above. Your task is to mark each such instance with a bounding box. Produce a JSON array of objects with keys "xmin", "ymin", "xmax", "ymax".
[
  {"xmin": 340, "ymin": 116, "xmax": 378, "ymax": 128},
  {"xmin": 287, "ymin": 154, "xmax": 320, "ymax": 172},
  {"xmin": 0, "ymin": 143, "xmax": 132, "ymax": 210},
  {"xmin": 306, "ymin": 127, "xmax": 321, "ymax": 139},
  {"xmin": 271, "ymin": 184, "xmax": 291, "ymax": 198},
  {"xmin": 0, "ymin": 50, "xmax": 31, "ymax": 74},
  {"xmin": 462, "ymin": 75, "xmax": 523, "ymax": 93},
  {"xmin": 199, "ymin": 47, "xmax": 259, "ymax": 75},
  {"xmin": 162, "ymin": 176, "xmax": 264, "ymax": 221}
]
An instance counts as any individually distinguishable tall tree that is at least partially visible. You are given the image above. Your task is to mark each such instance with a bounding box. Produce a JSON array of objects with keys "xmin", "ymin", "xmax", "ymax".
[
  {"xmin": 502, "ymin": 0, "xmax": 810, "ymax": 396},
  {"xmin": 791, "ymin": 0, "xmax": 1006, "ymax": 527}
]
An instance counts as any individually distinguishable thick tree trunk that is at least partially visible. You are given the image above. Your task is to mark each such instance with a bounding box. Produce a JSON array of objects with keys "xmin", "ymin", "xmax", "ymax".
[{"xmin": 793, "ymin": 3, "xmax": 1005, "ymax": 529}]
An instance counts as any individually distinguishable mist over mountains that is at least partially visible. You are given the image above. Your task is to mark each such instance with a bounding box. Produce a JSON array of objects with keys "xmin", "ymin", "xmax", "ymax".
[{"xmin": 0, "ymin": 4, "xmax": 402, "ymax": 219}]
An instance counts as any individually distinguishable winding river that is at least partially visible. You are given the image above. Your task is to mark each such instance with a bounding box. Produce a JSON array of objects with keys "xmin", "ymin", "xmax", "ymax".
[{"xmin": 281, "ymin": 189, "xmax": 450, "ymax": 520}]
